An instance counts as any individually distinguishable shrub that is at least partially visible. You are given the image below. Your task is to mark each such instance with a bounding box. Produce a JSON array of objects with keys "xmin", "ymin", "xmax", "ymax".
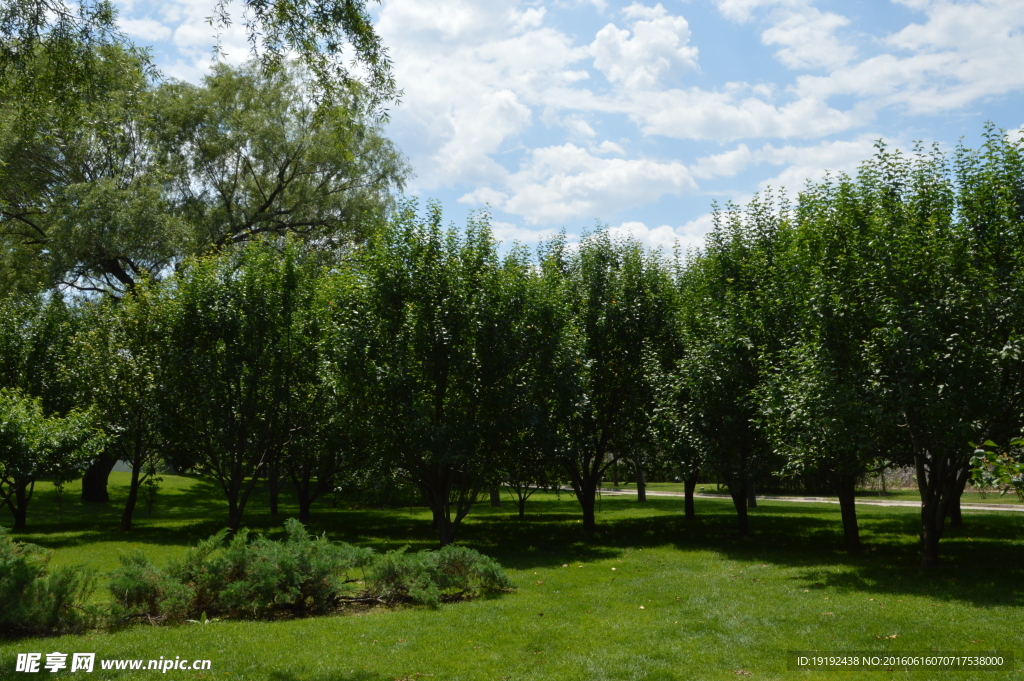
[
  {"xmin": 107, "ymin": 519, "xmax": 515, "ymax": 623},
  {"xmin": 0, "ymin": 528, "xmax": 98, "ymax": 638},
  {"xmin": 366, "ymin": 544, "xmax": 516, "ymax": 608}
]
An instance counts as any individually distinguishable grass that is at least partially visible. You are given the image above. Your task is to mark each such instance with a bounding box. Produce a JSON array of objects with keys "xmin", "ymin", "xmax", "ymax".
[{"xmin": 2, "ymin": 473, "xmax": 1024, "ymax": 680}]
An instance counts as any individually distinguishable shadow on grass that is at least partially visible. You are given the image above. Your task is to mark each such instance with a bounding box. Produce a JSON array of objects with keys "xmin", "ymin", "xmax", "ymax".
[
  {"xmin": 6, "ymin": 476, "xmax": 1024, "ymax": 612},
  {"xmin": 454, "ymin": 494, "xmax": 1024, "ymax": 609}
]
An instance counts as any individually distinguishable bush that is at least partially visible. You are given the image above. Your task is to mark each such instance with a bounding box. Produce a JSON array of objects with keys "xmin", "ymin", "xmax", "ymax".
[
  {"xmin": 366, "ymin": 545, "xmax": 516, "ymax": 607},
  {"xmin": 109, "ymin": 519, "xmax": 512, "ymax": 624},
  {"xmin": 0, "ymin": 528, "xmax": 98, "ymax": 638}
]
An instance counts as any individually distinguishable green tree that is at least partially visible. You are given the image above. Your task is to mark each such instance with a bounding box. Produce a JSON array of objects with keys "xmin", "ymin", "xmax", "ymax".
[
  {"xmin": 0, "ymin": 43, "xmax": 179, "ymax": 297},
  {"xmin": 159, "ymin": 239, "xmax": 296, "ymax": 531},
  {"xmin": 541, "ymin": 231, "xmax": 676, "ymax": 533},
  {"xmin": 755, "ymin": 175, "xmax": 891, "ymax": 553},
  {"xmin": 2, "ymin": 0, "xmax": 397, "ymax": 119},
  {"xmin": 151, "ymin": 62, "xmax": 408, "ymax": 254},
  {"xmin": 359, "ymin": 203, "xmax": 505, "ymax": 546},
  {"xmin": 0, "ymin": 388, "xmax": 102, "ymax": 529},
  {"xmin": 80, "ymin": 285, "xmax": 166, "ymax": 530},
  {"xmin": 679, "ymin": 194, "xmax": 794, "ymax": 535},
  {"xmin": 857, "ymin": 136, "xmax": 1024, "ymax": 567}
]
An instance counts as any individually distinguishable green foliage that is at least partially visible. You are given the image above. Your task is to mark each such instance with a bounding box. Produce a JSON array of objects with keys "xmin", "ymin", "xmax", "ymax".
[
  {"xmin": 0, "ymin": 387, "xmax": 104, "ymax": 529},
  {"xmin": 151, "ymin": 62, "xmax": 407, "ymax": 252},
  {"xmin": 366, "ymin": 544, "xmax": 515, "ymax": 608},
  {"xmin": 971, "ymin": 439, "xmax": 1024, "ymax": 499},
  {"xmin": 108, "ymin": 519, "xmax": 514, "ymax": 624},
  {"xmin": 0, "ymin": 528, "xmax": 97, "ymax": 637}
]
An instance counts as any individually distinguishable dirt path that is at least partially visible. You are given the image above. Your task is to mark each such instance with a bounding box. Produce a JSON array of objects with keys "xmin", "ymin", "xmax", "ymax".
[{"xmin": 594, "ymin": 487, "xmax": 1024, "ymax": 513}]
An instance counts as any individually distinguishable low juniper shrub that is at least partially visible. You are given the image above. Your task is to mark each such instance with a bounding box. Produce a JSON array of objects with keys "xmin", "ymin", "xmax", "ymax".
[
  {"xmin": 108, "ymin": 518, "xmax": 514, "ymax": 624},
  {"xmin": 0, "ymin": 528, "xmax": 99, "ymax": 637}
]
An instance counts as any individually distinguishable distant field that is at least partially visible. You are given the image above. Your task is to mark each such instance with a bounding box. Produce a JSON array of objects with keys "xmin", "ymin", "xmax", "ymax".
[{"xmin": 2, "ymin": 473, "xmax": 1023, "ymax": 680}]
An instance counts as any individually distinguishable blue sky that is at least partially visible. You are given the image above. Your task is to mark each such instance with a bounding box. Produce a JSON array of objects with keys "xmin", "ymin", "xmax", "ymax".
[{"xmin": 113, "ymin": 0, "xmax": 1024, "ymax": 250}]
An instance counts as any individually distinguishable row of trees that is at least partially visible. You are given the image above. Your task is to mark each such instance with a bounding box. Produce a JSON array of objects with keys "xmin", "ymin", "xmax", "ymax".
[{"xmin": 3, "ymin": 128, "xmax": 1024, "ymax": 570}]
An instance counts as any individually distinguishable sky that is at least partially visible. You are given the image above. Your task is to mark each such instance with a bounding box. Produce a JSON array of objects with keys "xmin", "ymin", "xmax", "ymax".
[{"xmin": 112, "ymin": 0, "xmax": 1024, "ymax": 250}]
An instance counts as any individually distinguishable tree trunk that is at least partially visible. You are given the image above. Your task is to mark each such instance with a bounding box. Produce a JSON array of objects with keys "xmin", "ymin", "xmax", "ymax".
[
  {"xmin": 518, "ymin": 496, "xmax": 526, "ymax": 519},
  {"xmin": 948, "ymin": 497, "xmax": 962, "ymax": 528},
  {"xmin": 11, "ymin": 481, "xmax": 31, "ymax": 530},
  {"xmin": 684, "ymin": 474, "xmax": 697, "ymax": 520},
  {"xmin": 613, "ymin": 460, "xmax": 619, "ymax": 488},
  {"xmin": 268, "ymin": 461, "xmax": 280, "ymax": 516},
  {"xmin": 835, "ymin": 473, "xmax": 861, "ymax": 553},
  {"xmin": 120, "ymin": 464, "xmax": 142, "ymax": 531},
  {"xmin": 635, "ymin": 459, "xmax": 647, "ymax": 502},
  {"xmin": 747, "ymin": 482, "xmax": 757, "ymax": 508},
  {"xmin": 297, "ymin": 486, "xmax": 312, "ymax": 523},
  {"xmin": 921, "ymin": 508, "xmax": 943, "ymax": 569},
  {"xmin": 948, "ymin": 474, "xmax": 968, "ymax": 528},
  {"xmin": 437, "ymin": 511, "xmax": 459, "ymax": 546},
  {"xmin": 579, "ymin": 489, "xmax": 597, "ymax": 535},
  {"xmin": 81, "ymin": 453, "xmax": 117, "ymax": 503},
  {"xmin": 489, "ymin": 485, "xmax": 502, "ymax": 508},
  {"xmin": 730, "ymin": 483, "xmax": 749, "ymax": 536}
]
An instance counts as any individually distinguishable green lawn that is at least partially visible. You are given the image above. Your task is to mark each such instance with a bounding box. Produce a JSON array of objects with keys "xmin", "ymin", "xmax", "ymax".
[{"xmin": 2, "ymin": 473, "xmax": 1023, "ymax": 680}]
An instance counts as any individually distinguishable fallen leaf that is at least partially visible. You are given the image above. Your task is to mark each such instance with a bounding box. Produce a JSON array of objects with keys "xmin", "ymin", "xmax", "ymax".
[
  {"xmin": 732, "ymin": 669, "xmax": 752, "ymax": 675},
  {"xmin": 639, "ymin": 606, "xmax": 645, "ymax": 610}
]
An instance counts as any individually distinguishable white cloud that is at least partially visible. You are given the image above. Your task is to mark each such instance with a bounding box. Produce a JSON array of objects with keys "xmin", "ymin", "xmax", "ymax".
[
  {"xmin": 590, "ymin": 3, "xmax": 698, "ymax": 90},
  {"xmin": 490, "ymin": 221, "xmax": 566, "ymax": 246},
  {"xmin": 119, "ymin": 17, "xmax": 172, "ymax": 42},
  {"xmin": 793, "ymin": 0, "xmax": 1024, "ymax": 114},
  {"xmin": 606, "ymin": 217, "xmax": 710, "ymax": 251},
  {"xmin": 462, "ymin": 143, "xmax": 695, "ymax": 224},
  {"xmin": 689, "ymin": 136, "xmax": 880, "ymax": 185},
  {"xmin": 762, "ymin": 7, "xmax": 854, "ymax": 70},
  {"xmin": 634, "ymin": 87, "xmax": 861, "ymax": 140}
]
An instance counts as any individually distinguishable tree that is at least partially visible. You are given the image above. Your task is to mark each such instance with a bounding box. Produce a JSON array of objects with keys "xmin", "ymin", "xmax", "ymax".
[
  {"xmin": 80, "ymin": 285, "xmax": 165, "ymax": 530},
  {"xmin": 279, "ymin": 248, "xmax": 369, "ymax": 523},
  {"xmin": 159, "ymin": 239, "xmax": 295, "ymax": 532},
  {"xmin": 754, "ymin": 175, "xmax": 893, "ymax": 553},
  {"xmin": 857, "ymin": 136, "xmax": 1024, "ymax": 567},
  {"xmin": 151, "ymin": 62, "xmax": 408, "ymax": 254},
  {"xmin": 679, "ymin": 194, "xmax": 794, "ymax": 535},
  {"xmin": 2, "ymin": 0, "xmax": 398, "ymax": 119},
  {"xmin": 477, "ymin": 245, "xmax": 562, "ymax": 520},
  {"xmin": 0, "ymin": 43, "xmax": 179, "ymax": 297},
  {"xmin": 360, "ymin": 203, "xmax": 506, "ymax": 546},
  {"xmin": 542, "ymin": 231, "xmax": 676, "ymax": 534},
  {"xmin": 0, "ymin": 388, "xmax": 102, "ymax": 529},
  {"xmin": 647, "ymin": 354, "xmax": 705, "ymax": 520}
]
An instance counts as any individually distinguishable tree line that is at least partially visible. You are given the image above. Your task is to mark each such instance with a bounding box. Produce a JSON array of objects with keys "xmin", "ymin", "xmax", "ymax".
[{"xmin": 3, "ymin": 127, "xmax": 1024, "ymax": 570}]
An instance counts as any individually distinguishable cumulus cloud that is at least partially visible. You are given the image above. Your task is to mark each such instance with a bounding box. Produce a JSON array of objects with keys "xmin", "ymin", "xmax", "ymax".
[
  {"xmin": 590, "ymin": 3, "xmax": 699, "ymax": 90},
  {"xmin": 761, "ymin": 7, "xmax": 854, "ymax": 70},
  {"xmin": 604, "ymin": 215, "xmax": 714, "ymax": 251},
  {"xmin": 460, "ymin": 143, "xmax": 695, "ymax": 224},
  {"xmin": 634, "ymin": 87, "xmax": 861, "ymax": 140}
]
